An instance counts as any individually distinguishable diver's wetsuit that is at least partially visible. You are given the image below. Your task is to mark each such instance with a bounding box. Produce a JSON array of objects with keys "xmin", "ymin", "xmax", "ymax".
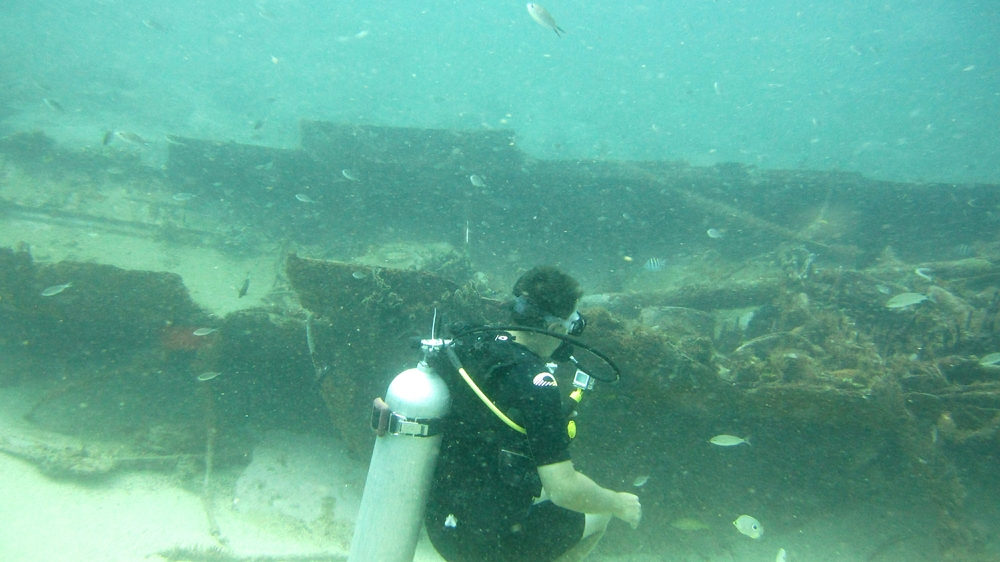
[{"xmin": 425, "ymin": 332, "xmax": 585, "ymax": 562}]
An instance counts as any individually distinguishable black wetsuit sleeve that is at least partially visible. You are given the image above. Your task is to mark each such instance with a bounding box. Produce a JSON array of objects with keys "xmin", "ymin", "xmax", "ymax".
[{"xmin": 511, "ymin": 360, "xmax": 572, "ymax": 467}]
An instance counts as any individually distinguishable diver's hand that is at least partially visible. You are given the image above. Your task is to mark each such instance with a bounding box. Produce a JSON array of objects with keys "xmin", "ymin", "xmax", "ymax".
[{"xmin": 615, "ymin": 492, "xmax": 642, "ymax": 529}]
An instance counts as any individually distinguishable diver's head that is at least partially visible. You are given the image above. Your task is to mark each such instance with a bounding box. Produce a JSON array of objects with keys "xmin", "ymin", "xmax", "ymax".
[{"xmin": 509, "ymin": 266, "xmax": 584, "ymax": 356}]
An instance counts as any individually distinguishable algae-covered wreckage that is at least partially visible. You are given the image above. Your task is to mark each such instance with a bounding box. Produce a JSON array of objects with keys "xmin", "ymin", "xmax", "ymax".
[{"xmin": 1, "ymin": 123, "xmax": 1000, "ymax": 560}]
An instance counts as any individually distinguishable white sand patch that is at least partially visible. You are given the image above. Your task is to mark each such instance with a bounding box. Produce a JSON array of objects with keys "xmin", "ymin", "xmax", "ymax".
[{"xmin": 0, "ymin": 454, "xmax": 213, "ymax": 562}]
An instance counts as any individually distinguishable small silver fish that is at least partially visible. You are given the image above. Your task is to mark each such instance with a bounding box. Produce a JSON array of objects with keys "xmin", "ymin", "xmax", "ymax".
[
  {"xmin": 643, "ymin": 258, "xmax": 663, "ymax": 272},
  {"xmin": 295, "ymin": 193, "xmax": 315, "ymax": 203},
  {"xmin": 197, "ymin": 371, "xmax": 221, "ymax": 381},
  {"xmin": 734, "ymin": 514, "xmax": 763, "ymax": 539},
  {"xmin": 238, "ymin": 272, "xmax": 250, "ymax": 298},
  {"xmin": 527, "ymin": 3, "xmax": 564, "ymax": 36},
  {"xmin": 342, "ymin": 169, "xmax": 359, "ymax": 181},
  {"xmin": 707, "ymin": 228, "xmax": 725, "ymax": 239},
  {"xmin": 164, "ymin": 134, "xmax": 186, "ymax": 146},
  {"xmin": 469, "ymin": 174, "xmax": 487, "ymax": 188},
  {"xmin": 192, "ymin": 327, "xmax": 218, "ymax": 336},
  {"xmin": 444, "ymin": 514, "xmax": 458, "ymax": 528},
  {"xmin": 885, "ymin": 292, "xmax": 927, "ymax": 308},
  {"xmin": 775, "ymin": 548, "xmax": 787, "ymax": 562},
  {"xmin": 43, "ymin": 98, "xmax": 65, "ymax": 112},
  {"xmin": 352, "ymin": 271, "xmax": 367, "ymax": 279},
  {"xmin": 632, "ymin": 475, "xmax": 650, "ymax": 487},
  {"xmin": 979, "ymin": 352, "xmax": 1000, "ymax": 366},
  {"xmin": 710, "ymin": 434, "xmax": 750, "ymax": 447},
  {"xmin": 115, "ymin": 131, "xmax": 149, "ymax": 145},
  {"xmin": 172, "ymin": 192, "xmax": 195, "ymax": 201},
  {"xmin": 914, "ymin": 267, "xmax": 934, "ymax": 281},
  {"xmin": 41, "ymin": 282, "xmax": 72, "ymax": 296}
]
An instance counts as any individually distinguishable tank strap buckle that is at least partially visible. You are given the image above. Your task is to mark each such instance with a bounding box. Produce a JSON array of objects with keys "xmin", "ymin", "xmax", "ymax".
[
  {"xmin": 392, "ymin": 416, "xmax": 432, "ymax": 436},
  {"xmin": 371, "ymin": 398, "xmax": 441, "ymax": 437}
]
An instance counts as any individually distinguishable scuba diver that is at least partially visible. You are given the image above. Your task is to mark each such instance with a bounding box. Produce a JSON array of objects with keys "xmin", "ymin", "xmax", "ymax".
[{"xmin": 424, "ymin": 266, "xmax": 642, "ymax": 562}]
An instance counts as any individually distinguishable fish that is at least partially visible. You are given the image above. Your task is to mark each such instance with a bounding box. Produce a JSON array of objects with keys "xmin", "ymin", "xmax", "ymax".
[
  {"xmin": 885, "ymin": 292, "xmax": 927, "ymax": 308},
  {"xmin": 444, "ymin": 514, "xmax": 458, "ymax": 528},
  {"xmin": 670, "ymin": 517, "xmax": 710, "ymax": 531},
  {"xmin": 342, "ymin": 169, "xmax": 359, "ymax": 181},
  {"xmin": 526, "ymin": 3, "xmax": 564, "ymax": 36},
  {"xmin": 115, "ymin": 131, "xmax": 149, "ymax": 145},
  {"xmin": 197, "ymin": 372, "xmax": 221, "ymax": 381},
  {"xmin": 776, "ymin": 548, "xmax": 787, "ymax": 562},
  {"xmin": 632, "ymin": 475, "xmax": 649, "ymax": 487},
  {"xmin": 172, "ymin": 193, "xmax": 195, "ymax": 201},
  {"xmin": 305, "ymin": 312, "xmax": 316, "ymax": 356},
  {"xmin": 192, "ymin": 327, "xmax": 218, "ymax": 336},
  {"xmin": 876, "ymin": 284, "xmax": 892, "ymax": 295},
  {"xmin": 253, "ymin": 118, "xmax": 265, "ymax": 130},
  {"xmin": 643, "ymin": 258, "xmax": 664, "ymax": 272},
  {"xmin": 238, "ymin": 272, "xmax": 250, "ymax": 298},
  {"xmin": 733, "ymin": 514, "xmax": 763, "ymax": 539},
  {"xmin": 102, "ymin": 130, "xmax": 115, "ymax": 146},
  {"xmin": 979, "ymin": 353, "xmax": 1000, "ymax": 367},
  {"xmin": 295, "ymin": 193, "xmax": 315, "ymax": 203},
  {"xmin": 41, "ymin": 282, "xmax": 72, "ymax": 296},
  {"xmin": 710, "ymin": 434, "xmax": 750, "ymax": 447},
  {"xmin": 164, "ymin": 134, "xmax": 186, "ymax": 145},
  {"xmin": 469, "ymin": 174, "xmax": 487, "ymax": 188},
  {"xmin": 707, "ymin": 228, "xmax": 725, "ymax": 239},
  {"xmin": 43, "ymin": 98, "xmax": 65, "ymax": 112},
  {"xmin": 914, "ymin": 267, "xmax": 934, "ymax": 281},
  {"xmin": 352, "ymin": 271, "xmax": 367, "ymax": 279},
  {"xmin": 142, "ymin": 19, "xmax": 166, "ymax": 31}
]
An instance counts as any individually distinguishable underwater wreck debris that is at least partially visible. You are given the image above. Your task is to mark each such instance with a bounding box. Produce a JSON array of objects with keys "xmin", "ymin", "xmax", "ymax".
[
  {"xmin": 0, "ymin": 430, "xmax": 198, "ymax": 478},
  {"xmin": 615, "ymin": 160, "xmax": 850, "ymax": 256},
  {"xmin": 199, "ymin": 374, "xmax": 226, "ymax": 546},
  {"xmin": 0, "ymin": 247, "xmax": 207, "ymax": 357}
]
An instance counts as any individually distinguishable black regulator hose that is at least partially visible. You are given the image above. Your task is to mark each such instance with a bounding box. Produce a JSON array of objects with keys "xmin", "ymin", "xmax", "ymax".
[{"xmin": 447, "ymin": 325, "xmax": 622, "ymax": 383}]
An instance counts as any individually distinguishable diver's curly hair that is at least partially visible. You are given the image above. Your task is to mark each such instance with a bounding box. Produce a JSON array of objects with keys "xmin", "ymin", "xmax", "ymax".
[{"xmin": 510, "ymin": 266, "xmax": 583, "ymax": 328}]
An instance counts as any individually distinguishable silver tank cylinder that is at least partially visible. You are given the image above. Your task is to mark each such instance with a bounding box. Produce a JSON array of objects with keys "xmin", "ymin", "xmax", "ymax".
[{"xmin": 348, "ymin": 361, "xmax": 450, "ymax": 562}]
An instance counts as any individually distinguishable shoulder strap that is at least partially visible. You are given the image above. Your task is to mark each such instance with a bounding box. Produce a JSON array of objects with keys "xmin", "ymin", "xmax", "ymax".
[{"xmin": 443, "ymin": 344, "xmax": 527, "ymax": 435}]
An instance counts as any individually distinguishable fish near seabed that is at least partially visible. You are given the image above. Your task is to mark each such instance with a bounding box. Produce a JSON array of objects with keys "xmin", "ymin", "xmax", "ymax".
[
  {"xmin": 238, "ymin": 272, "xmax": 250, "ymax": 298},
  {"xmin": 643, "ymin": 257, "xmax": 664, "ymax": 272},
  {"xmin": 115, "ymin": 131, "xmax": 149, "ymax": 145},
  {"xmin": 710, "ymin": 434, "xmax": 750, "ymax": 447},
  {"xmin": 734, "ymin": 514, "xmax": 764, "ymax": 539},
  {"xmin": 41, "ymin": 282, "xmax": 72, "ymax": 296},
  {"xmin": 527, "ymin": 3, "xmax": 564, "ymax": 36}
]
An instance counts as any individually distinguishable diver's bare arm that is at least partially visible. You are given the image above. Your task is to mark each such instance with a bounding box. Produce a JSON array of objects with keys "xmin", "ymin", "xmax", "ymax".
[{"xmin": 537, "ymin": 460, "xmax": 641, "ymax": 527}]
